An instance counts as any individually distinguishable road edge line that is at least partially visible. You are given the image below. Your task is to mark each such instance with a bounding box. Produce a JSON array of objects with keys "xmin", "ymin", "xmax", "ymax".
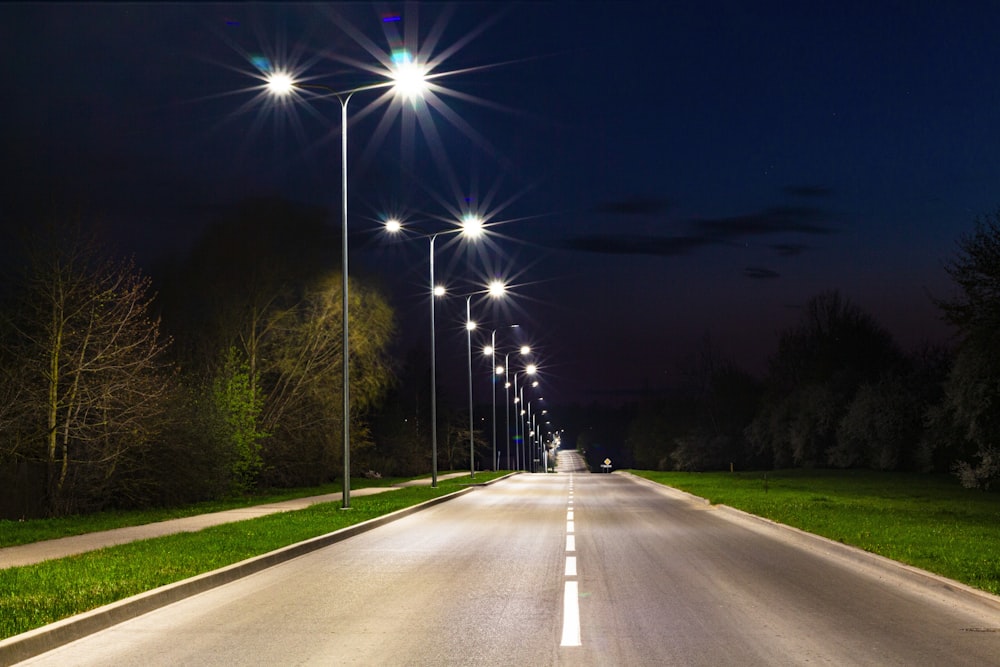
[{"xmin": 617, "ymin": 471, "xmax": 1000, "ymax": 618}]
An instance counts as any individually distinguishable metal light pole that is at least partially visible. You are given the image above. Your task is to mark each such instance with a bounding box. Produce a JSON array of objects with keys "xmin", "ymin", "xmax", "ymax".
[
  {"xmin": 386, "ymin": 216, "xmax": 484, "ymax": 486},
  {"xmin": 520, "ymin": 386, "xmax": 527, "ymax": 471},
  {"xmin": 503, "ymin": 352, "xmax": 510, "ymax": 470},
  {"xmin": 489, "ymin": 331, "xmax": 496, "ymax": 470},
  {"xmin": 485, "ymin": 327, "xmax": 520, "ymax": 471},
  {"xmin": 466, "ymin": 295, "xmax": 476, "ymax": 478},
  {"xmin": 512, "ymin": 372, "xmax": 520, "ymax": 471},
  {"xmin": 429, "ymin": 234, "xmax": 439, "ymax": 487},
  {"xmin": 263, "ymin": 62, "xmax": 427, "ymax": 510}
]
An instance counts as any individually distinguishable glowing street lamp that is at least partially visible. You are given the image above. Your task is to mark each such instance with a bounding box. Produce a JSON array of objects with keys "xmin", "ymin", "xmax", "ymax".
[
  {"xmin": 263, "ymin": 59, "xmax": 428, "ymax": 509},
  {"xmin": 465, "ymin": 282, "xmax": 506, "ymax": 477},
  {"xmin": 513, "ymin": 361, "xmax": 537, "ymax": 471},
  {"xmin": 484, "ymin": 325, "xmax": 520, "ymax": 471},
  {"xmin": 385, "ymin": 216, "xmax": 484, "ymax": 487}
]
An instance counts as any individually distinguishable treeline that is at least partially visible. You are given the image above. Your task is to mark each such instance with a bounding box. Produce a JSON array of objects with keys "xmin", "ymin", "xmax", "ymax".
[
  {"xmin": 578, "ymin": 213, "xmax": 1000, "ymax": 491},
  {"xmin": 0, "ymin": 199, "xmax": 402, "ymax": 518}
]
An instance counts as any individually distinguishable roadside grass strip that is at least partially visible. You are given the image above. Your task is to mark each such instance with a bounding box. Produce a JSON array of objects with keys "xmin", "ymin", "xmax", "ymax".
[
  {"xmin": 0, "ymin": 476, "xmax": 424, "ymax": 549},
  {"xmin": 0, "ymin": 474, "xmax": 504, "ymax": 640},
  {"xmin": 631, "ymin": 469, "xmax": 1000, "ymax": 595}
]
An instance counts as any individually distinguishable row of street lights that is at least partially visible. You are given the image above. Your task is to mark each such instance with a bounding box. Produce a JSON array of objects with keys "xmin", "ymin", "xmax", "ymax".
[
  {"xmin": 387, "ymin": 217, "xmax": 552, "ymax": 479},
  {"xmin": 256, "ymin": 42, "xmax": 560, "ymax": 504}
]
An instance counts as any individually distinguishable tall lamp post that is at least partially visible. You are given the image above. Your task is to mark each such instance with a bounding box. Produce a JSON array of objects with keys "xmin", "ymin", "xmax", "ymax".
[
  {"xmin": 386, "ymin": 215, "xmax": 483, "ymax": 487},
  {"xmin": 464, "ymin": 281, "xmax": 507, "ymax": 477},
  {"xmin": 503, "ymin": 353, "xmax": 511, "ymax": 470},
  {"xmin": 466, "ymin": 295, "xmax": 476, "ymax": 478},
  {"xmin": 264, "ymin": 59, "xmax": 427, "ymax": 509},
  {"xmin": 513, "ymin": 362, "xmax": 537, "ymax": 471},
  {"xmin": 484, "ymin": 326, "xmax": 520, "ymax": 470}
]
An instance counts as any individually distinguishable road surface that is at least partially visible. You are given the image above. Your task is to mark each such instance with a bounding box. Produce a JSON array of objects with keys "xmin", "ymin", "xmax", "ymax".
[{"xmin": 17, "ymin": 451, "xmax": 1000, "ymax": 665}]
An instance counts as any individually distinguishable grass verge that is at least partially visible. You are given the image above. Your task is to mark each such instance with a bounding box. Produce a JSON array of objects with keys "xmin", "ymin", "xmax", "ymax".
[
  {"xmin": 630, "ymin": 469, "xmax": 1000, "ymax": 595},
  {"xmin": 0, "ymin": 474, "xmax": 448, "ymax": 548},
  {"xmin": 0, "ymin": 473, "xmax": 505, "ymax": 640}
]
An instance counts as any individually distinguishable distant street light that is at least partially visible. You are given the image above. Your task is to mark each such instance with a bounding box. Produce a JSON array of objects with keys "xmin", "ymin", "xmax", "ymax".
[
  {"xmin": 484, "ymin": 325, "xmax": 520, "ymax": 470},
  {"xmin": 513, "ymin": 362, "xmax": 537, "ymax": 471},
  {"xmin": 462, "ymin": 282, "xmax": 506, "ymax": 477},
  {"xmin": 262, "ymin": 58, "xmax": 428, "ymax": 509}
]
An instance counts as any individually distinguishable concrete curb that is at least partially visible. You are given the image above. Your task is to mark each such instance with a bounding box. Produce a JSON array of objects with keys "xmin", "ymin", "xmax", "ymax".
[
  {"xmin": 1, "ymin": 475, "xmax": 513, "ymax": 665},
  {"xmin": 618, "ymin": 471, "xmax": 1000, "ymax": 618}
]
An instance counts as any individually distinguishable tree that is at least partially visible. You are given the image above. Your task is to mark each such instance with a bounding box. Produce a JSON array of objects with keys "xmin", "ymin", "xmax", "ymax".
[
  {"xmin": 939, "ymin": 212, "xmax": 1000, "ymax": 347},
  {"xmin": 937, "ymin": 212, "xmax": 1000, "ymax": 488},
  {"xmin": 257, "ymin": 273, "xmax": 396, "ymax": 486},
  {"xmin": 212, "ymin": 346, "xmax": 267, "ymax": 493},
  {"xmin": 748, "ymin": 291, "xmax": 903, "ymax": 468},
  {"xmin": 1, "ymin": 218, "xmax": 172, "ymax": 514},
  {"xmin": 157, "ymin": 199, "xmax": 396, "ymax": 488}
]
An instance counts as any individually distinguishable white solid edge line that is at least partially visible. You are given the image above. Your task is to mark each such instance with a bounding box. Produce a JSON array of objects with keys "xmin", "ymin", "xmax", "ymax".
[{"xmin": 561, "ymin": 581, "xmax": 582, "ymax": 646}]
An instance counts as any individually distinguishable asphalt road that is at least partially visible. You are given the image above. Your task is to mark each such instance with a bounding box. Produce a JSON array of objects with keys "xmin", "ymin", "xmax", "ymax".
[{"xmin": 18, "ymin": 452, "xmax": 1000, "ymax": 666}]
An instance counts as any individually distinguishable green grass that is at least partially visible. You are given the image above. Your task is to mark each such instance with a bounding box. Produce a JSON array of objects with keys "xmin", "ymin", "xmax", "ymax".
[
  {"xmin": 0, "ymin": 474, "xmax": 447, "ymax": 548},
  {"xmin": 630, "ymin": 469, "xmax": 1000, "ymax": 595},
  {"xmin": 0, "ymin": 472, "xmax": 505, "ymax": 640}
]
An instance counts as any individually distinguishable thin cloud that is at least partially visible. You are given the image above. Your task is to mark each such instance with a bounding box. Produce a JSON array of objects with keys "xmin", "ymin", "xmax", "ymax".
[
  {"xmin": 694, "ymin": 206, "xmax": 835, "ymax": 237},
  {"xmin": 594, "ymin": 197, "xmax": 672, "ymax": 216},
  {"xmin": 744, "ymin": 267, "xmax": 780, "ymax": 279},
  {"xmin": 771, "ymin": 243, "xmax": 809, "ymax": 256},
  {"xmin": 553, "ymin": 234, "xmax": 730, "ymax": 257},
  {"xmin": 783, "ymin": 185, "xmax": 835, "ymax": 198}
]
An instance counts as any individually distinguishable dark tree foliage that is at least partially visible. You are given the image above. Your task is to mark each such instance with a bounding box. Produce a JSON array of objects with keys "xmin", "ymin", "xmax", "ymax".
[
  {"xmin": 0, "ymin": 217, "xmax": 173, "ymax": 515},
  {"xmin": 627, "ymin": 396, "xmax": 694, "ymax": 471},
  {"xmin": 365, "ymin": 349, "xmax": 432, "ymax": 477},
  {"xmin": 748, "ymin": 291, "xmax": 905, "ymax": 468},
  {"xmin": 156, "ymin": 197, "xmax": 336, "ymax": 371},
  {"xmin": 156, "ymin": 197, "xmax": 395, "ymax": 491},
  {"xmin": 940, "ymin": 212, "xmax": 1000, "ymax": 347},
  {"xmin": 935, "ymin": 213, "xmax": 1000, "ymax": 487}
]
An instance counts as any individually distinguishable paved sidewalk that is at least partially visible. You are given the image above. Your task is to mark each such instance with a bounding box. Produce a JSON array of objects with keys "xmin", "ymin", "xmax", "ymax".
[{"xmin": 0, "ymin": 472, "xmax": 472, "ymax": 569}]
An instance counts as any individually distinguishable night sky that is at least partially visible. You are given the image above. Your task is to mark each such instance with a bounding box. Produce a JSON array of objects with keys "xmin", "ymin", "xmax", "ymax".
[{"xmin": 3, "ymin": 2, "xmax": 999, "ymax": 407}]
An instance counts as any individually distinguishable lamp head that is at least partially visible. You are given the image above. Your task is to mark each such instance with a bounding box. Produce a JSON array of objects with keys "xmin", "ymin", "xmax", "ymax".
[
  {"xmin": 461, "ymin": 214, "xmax": 484, "ymax": 238},
  {"xmin": 488, "ymin": 280, "xmax": 506, "ymax": 298},
  {"xmin": 266, "ymin": 71, "xmax": 296, "ymax": 96},
  {"xmin": 389, "ymin": 49, "xmax": 429, "ymax": 102}
]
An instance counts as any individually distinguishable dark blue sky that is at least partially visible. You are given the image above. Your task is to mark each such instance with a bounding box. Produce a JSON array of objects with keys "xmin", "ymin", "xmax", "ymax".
[{"xmin": 3, "ymin": 2, "xmax": 998, "ymax": 405}]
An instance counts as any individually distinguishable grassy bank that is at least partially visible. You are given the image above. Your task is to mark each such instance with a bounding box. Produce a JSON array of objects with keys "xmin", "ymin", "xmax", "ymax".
[
  {"xmin": 0, "ymin": 475, "xmax": 445, "ymax": 548},
  {"xmin": 0, "ymin": 473, "xmax": 504, "ymax": 640},
  {"xmin": 631, "ymin": 469, "xmax": 1000, "ymax": 595}
]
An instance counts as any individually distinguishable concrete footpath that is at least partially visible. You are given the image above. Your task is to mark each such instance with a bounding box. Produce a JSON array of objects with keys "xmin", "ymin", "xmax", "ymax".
[{"xmin": 0, "ymin": 472, "xmax": 471, "ymax": 569}]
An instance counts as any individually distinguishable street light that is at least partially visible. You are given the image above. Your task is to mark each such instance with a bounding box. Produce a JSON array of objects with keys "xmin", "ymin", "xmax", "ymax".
[
  {"xmin": 263, "ymin": 60, "xmax": 428, "ymax": 509},
  {"xmin": 385, "ymin": 216, "xmax": 483, "ymax": 487},
  {"xmin": 463, "ymin": 282, "xmax": 507, "ymax": 477},
  {"xmin": 484, "ymin": 325, "xmax": 520, "ymax": 471},
  {"xmin": 513, "ymin": 362, "xmax": 537, "ymax": 471}
]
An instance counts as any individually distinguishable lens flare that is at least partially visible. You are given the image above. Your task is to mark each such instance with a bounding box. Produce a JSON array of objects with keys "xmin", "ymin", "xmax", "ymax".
[
  {"xmin": 266, "ymin": 71, "xmax": 296, "ymax": 96},
  {"xmin": 390, "ymin": 49, "xmax": 429, "ymax": 102}
]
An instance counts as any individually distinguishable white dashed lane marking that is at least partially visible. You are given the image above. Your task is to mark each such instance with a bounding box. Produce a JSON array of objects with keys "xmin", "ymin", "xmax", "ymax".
[{"xmin": 561, "ymin": 474, "xmax": 582, "ymax": 647}]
